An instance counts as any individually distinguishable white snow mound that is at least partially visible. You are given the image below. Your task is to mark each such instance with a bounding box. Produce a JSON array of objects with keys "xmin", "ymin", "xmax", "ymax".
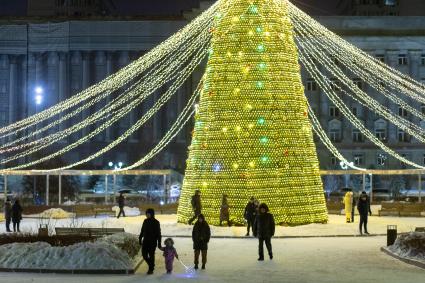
[
  {"xmin": 112, "ymin": 206, "xmax": 140, "ymax": 216},
  {"xmin": 39, "ymin": 208, "xmax": 74, "ymax": 219},
  {"xmin": 0, "ymin": 241, "xmax": 132, "ymax": 270},
  {"xmin": 388, "ymin": 232, "xmax": 425, "ymax": 262}
]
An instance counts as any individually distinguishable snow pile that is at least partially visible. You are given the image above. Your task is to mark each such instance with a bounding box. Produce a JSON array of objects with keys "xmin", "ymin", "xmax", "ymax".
[
  {"xmin": 39, "ymin": 208, "xmax": 74, "ymax": 219},
  {"xmin": 62, "ymin": 200, "xmax": 76, "ymax": 206},
  {"xmin": 0, "ymin": 241, "xmax": 132, "ymax": 270},
  {"xmin": 388, "ymin": 232, "xmax": 425, "ymax": 262},
  {"xmin": 112, "ymin": 206, "xmax": 140, "ymax": 217},
  {"xmin": 98, "ymin": 232, "xmax": 141, "ymax": 259}
]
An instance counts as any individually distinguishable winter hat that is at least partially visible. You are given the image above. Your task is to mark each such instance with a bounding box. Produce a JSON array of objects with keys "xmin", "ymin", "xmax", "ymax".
[
  {"xmin": 164, "ymin": 238, "xmax": 174, "ymax": 246},
  {"xmin": 146, "ymin": 208, "xmax": 155, "ymax": 217},
  {"xmin": 259, "ymin": 203, "xmax": 269, "ymax": 212},
  {"xmin": 197, "ymin": 214, "xmax": 206, "ymax": 222}
]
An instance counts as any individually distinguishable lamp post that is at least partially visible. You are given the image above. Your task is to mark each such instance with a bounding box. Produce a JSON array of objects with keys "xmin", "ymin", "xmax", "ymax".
[
  {"xmin": 108, "ymin": 161, "xmax": 123, "ymax": 203},
  {"xmin": 340, "ymin": 161, "xmax": 353, "ymax": 188}
]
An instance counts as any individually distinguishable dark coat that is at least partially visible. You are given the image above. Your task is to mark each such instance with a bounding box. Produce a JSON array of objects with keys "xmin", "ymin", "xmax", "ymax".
[
  {"xmin": 357, "ymin": 196, "xmax": 371, "ymax": 216},
  {"xmin": 244, "ymin": 202, "xmax": 256, "ymax": 220},
  {"xmin": 11, "ymin": 202, "xmax": 23, "ymax": 222},
  {"xmin": 192, "ymin": 221, "xmax": 211, "ymax": 250},
  {"xmin": 253, "ymin": 212, "xmax": 275, "ymax": 239},
  {"xmin": 191, "ymin": 194, "xmax": 202, "ymax": 214},
  {"xmin": 4, "ymin": 202, "xmax": 12, "ymax": 219},
  {"xmin": 139, "ymin": 217, "xmax": 161, "ymax": 248},
  {"xmin": 118, "ymin": 195, "xmax": 125, "ymax": 208}
]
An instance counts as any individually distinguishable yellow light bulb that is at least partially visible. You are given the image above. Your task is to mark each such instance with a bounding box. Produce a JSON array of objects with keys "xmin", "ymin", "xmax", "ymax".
[
  {"xmin": 248, "ymin": 123, "xmax": 254, "ymax": 129},
  {"xmin": 222, "ymin": 127, "xmax": 228, "ymax": 132},
  {"xmin": 233, "ymin": 163, "xmax": 239, "ymax": 169},
  {"xmin": 235, "ymin": 126, "xmax": 241, "ymax": 131},
  {"xmin": 249, "ymin": 161, "xmax": 255, "ymax": 168},
  {"xmin": 248, "ymin": 30, "xmax": 254, "ymax": 36}
]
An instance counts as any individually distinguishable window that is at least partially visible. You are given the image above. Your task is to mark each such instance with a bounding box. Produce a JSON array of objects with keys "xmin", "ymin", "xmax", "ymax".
[
  {"xmin": 352, "ymin": 107, "xmax": 358, "ymax": 117},
  {"xmin": 331, "ymin": 156, "xmax": 337, "ymax": 166},
  {"xmin": 353, "ymin": 154, "xmax": 364, "ymax": 166},
  {"xmin": 306, "ymin": 79, "xmax": 317, "ymax": 91},
  {"xmin": 375, "ymin": 129, "xmax": 386, "ymax": 141},
  {"xmin": 398, "ymin": 129, "xmax": 409, "ymax": 142},
  {"xmin": 398, "ymin": 54, "xmax": 408, "ymax": 65},
  {"xmin": 377, "ymin": 154, "xmax": 387, "ymax": 166},
  {"xmin": 385, "ymin": 0, "xmax": 398, "ymax": 6},
  {"xmin": 329, "ymin": 106, "xmax": 340, "ymax": 118},
  {"xmin": 330, "ymin": 78, "xmax": 340, "ymax": 91},
  {"xmin": 421, "ymin": 54, "xmax": 425, "ymax": 66},
  {"xmin": 352, "ymin": 78, "xmax": 363, "ymax": 90},
  {"xmin": 329, "ymin": 129, "xmax": 341, "ymax": 142},
  {"xmin": 376, "ymin": 54, "xmax": 385, "ymax": 63},
  {"xmin": 352, "ymin": 129, "xmax": 363, "ymax": 142},
  {"xmin": 398, "ymin": 106, "xmax": 408, "ymax": 117}
]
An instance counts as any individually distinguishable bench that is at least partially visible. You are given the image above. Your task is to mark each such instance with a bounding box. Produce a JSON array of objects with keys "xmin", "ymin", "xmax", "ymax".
[
  {"xmin": 379, "ymin": 202, "xmax": 401, "ymax": 216},
  {"xmin": 55, "ymin": 227, "xmax": 125, "ymax": 237},
  {"xmin": 415, "ymin": 227, "xmax": 425, "ymax": 232},
  {"xmin": 399, "ymin": 204, "xmax": 425, "ymax": 217}
]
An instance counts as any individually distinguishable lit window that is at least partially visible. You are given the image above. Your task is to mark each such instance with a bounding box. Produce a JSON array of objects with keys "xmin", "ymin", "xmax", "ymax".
[
  {"xmin": 385, "ymin": 0, "xmax": 398, "ymax": 6},
  {"xmin": 331, "ymin": 156, "xmax": 337, "ymax": 166}
]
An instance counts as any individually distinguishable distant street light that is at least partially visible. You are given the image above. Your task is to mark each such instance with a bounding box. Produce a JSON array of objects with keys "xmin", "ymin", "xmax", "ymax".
[{"xmin": 34, "ymin": 86, "xmax": 43, "ymax": 105}]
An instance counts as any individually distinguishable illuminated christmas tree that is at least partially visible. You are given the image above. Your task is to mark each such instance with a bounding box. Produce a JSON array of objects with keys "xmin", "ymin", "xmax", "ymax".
[{"xmin": 177, "ymin": 0, "xmax": 328, "ymax": 226}]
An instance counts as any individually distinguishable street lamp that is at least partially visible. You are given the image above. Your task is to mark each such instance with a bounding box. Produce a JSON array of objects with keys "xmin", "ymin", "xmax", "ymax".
[{"xmin": 34, "ymin": 86, "xmax": 43, "ymax": 105}]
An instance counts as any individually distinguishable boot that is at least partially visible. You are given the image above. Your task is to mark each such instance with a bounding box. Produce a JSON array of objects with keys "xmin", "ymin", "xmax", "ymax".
[
  {"xmin": 201, "ymin": 264, "xmax": 205, "ymax": 270},
  {"xmin": 258, "ymin": 257, "xmax": 264, "ymax": 261},
  {"xmin": 194, "ymin": 264, "xmax": 198, "ymax": 270},
  {"xmin": 269, "ymin": 254, "xmax": 273, "ymax": 260}
]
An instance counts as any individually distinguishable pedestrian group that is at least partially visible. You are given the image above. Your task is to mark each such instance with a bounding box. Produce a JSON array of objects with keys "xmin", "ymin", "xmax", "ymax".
[{"xmin": 139, "ymin": 189, "xmax": 274, "ymax": 275}]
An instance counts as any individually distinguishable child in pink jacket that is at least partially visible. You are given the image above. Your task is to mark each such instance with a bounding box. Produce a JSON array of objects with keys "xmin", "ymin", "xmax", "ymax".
[{"xmin": 160, "ymin": 238, "xmax": 179, "ymax": 274}]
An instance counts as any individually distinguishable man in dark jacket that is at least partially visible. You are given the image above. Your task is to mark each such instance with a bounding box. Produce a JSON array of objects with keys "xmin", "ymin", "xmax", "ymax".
[
  {"xmin": 244, "ymin": 197, "xmax": 257, "ymax": 236},
  {"xmin": 192, "ymin": 214, "xmax": 210, "ymax": 270},
  {"xmin": 253, "ymin": 203, "xmax": 275, "ymax": 261},
  {"xmin": 4, "ymin": 199, "xmax": 12, "ymax": 232},
  {"xmin": 139, "ymin": 208, "xmax": 161, "ymax": 274},
  {"xmin": 11, "ymin": 199, "xmax": 23, "ymax": 233},
  {"xmin": 188, "ymin": 189, "xmax": 202, "ymax": 225},
  {"xmin": 357, "ymin": 191, "xmax": 372, "ymax": 235},
  {"xmin": 117, "ymin": 193, "xmax": 125, "ymax": 218}
]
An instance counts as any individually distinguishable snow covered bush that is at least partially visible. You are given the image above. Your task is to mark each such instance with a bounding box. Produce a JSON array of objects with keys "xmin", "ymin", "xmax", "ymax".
[
  {"xmin": 0, "ymin": 241, "xmax": 132, "ymax": 270},
  {"xmin": 39, "ymin": 208, "xmax": 73, "ymax": 219},
  {"xmin": 388, "ymin": 232, "xmax": 425, "ymax": 261},
  {"xmin": 99, "ymin": 233, "xmax": 141, "ymax": 259}
]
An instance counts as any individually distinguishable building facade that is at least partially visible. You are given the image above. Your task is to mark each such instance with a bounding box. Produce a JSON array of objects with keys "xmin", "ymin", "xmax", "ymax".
[{"xmin": 0, "ymin": 13, "xmax": 424, "ymax": 177}]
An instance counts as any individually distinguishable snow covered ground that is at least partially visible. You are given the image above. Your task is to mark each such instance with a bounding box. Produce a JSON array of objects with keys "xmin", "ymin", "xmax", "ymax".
[
  {"xmin": 0, "ymin": 236, "xmax": 423, "ymax": 283},
  {"xmin": 1, "ymin": 214, "xmax": 423, "ymax": 237}
]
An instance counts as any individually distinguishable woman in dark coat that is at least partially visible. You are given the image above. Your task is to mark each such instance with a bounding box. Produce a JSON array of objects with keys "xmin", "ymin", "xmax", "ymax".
[
  {"xmin": 11, "ymin": 199, "xmax": 23, "ymax": 233},
  {"xmin": 244, "ymin": 196, "xmax": 256, "ymax": 236},
  {"xmin": 192, "ymin": 214, "xmax": 210, "ymax": 270},
  {"xmin": 253, "ymin": 203, "xmax": 275, "ymax": 261},
  {"xmin": 4, "ymin": 199, "xmax": 12, "ymax": 232},
  {"xmin": 357, "ymin": 191, "xmax": 372, "ymax": 235}
]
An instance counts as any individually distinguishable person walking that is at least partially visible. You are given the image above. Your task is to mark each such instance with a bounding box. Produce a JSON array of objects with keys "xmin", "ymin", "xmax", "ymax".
[
  {"xmin": 343, "ymin": 190, "xmax": 353, "ymax": 223},
  {"xmin": 159, "ymin": 238, "xmax": 179, "ymax": 274},
  {"xmin": 117, "ymin": 192, "xmax": 125, "ymax": 218},
  {"xmin": 357, "ymin": 191, "xmax": 372, "ymax": 235},
  {"xmin": 4, "ymin": 199, "xmax": 12, "ymax": 232},
  {"xmin": 244, "ymin": 196, "xmax": 256, "ymax": 236},
  {"xmin": 253, "ymin": 203, "xmax": 275, "ymax": 261},
  {"xmin": 11, "ymin": 199, "xmax": 23, "ymax": 233},
  {"xmin": 219, "ymin": 194, "xmax": 230, "ymax": 226},
  {"xmin": 139, "ymin": 208, "xmax": 162, "ymax": 275},
  {"xmin": 192, "ymin": 214, "xmax": 210, "ymax": 270},
  {"xmin": 188, "ymin": 189, "xmax": 202, "ymax": 225}
]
